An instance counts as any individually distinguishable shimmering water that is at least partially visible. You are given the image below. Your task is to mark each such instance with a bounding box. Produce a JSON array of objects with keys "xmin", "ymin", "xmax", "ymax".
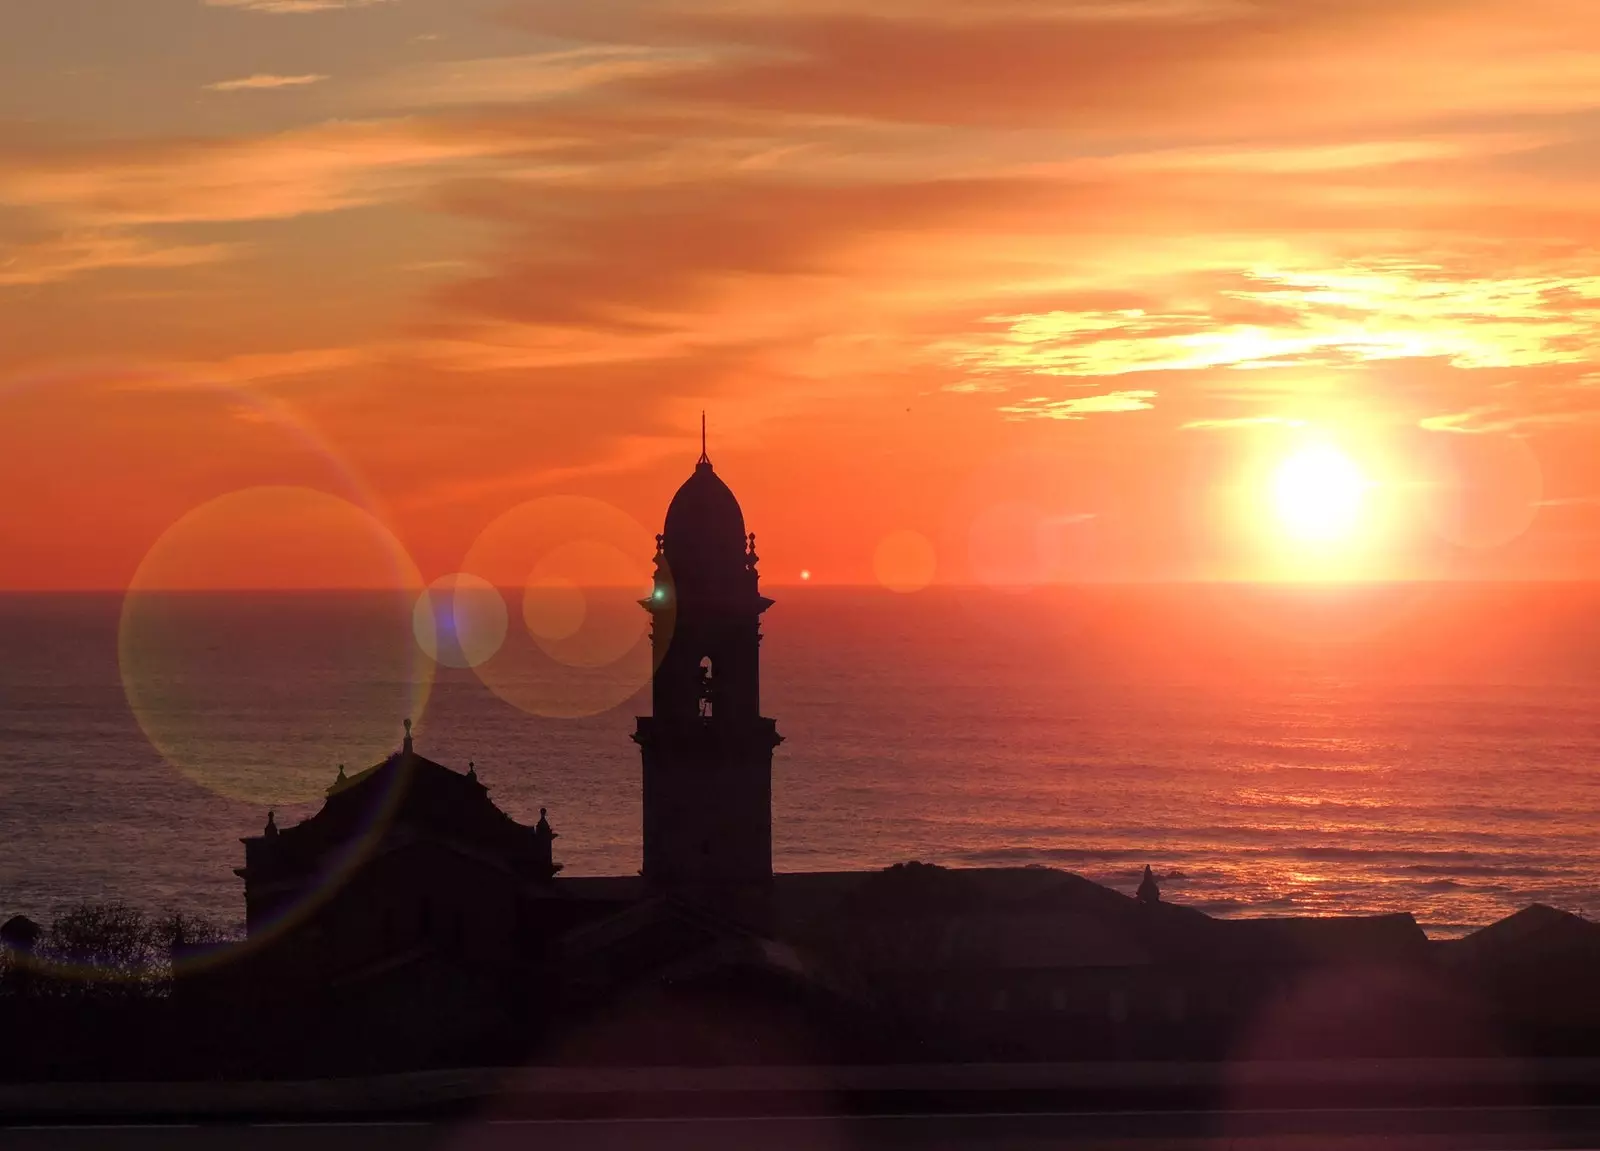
[{"xmin": 3, "ymin": 584, "xmax": 1600, "ymax": 938}]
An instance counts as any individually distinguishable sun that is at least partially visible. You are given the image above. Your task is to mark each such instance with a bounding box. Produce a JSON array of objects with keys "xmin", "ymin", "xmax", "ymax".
[{"xmin": 1272, "ymin": 444, "xmax": 1367, "ymax": 544}]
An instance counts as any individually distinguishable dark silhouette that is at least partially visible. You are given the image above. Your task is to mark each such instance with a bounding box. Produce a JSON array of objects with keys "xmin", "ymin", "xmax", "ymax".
[
  {"xmin": 228, "ymin": 734, "xmax": 562, "ymax": 974},
  {"xmin": 11, "ymin": 440, "xmax": 1600, "ymax": 1092},
  {"xmin": 634, "ymin": 424, "xmax": 782, "ymax": 891},
  {"xmin": 0, "ymin": 916, "xmax": 41, "ymax": 997},
  {"xmin": 0, "ymin": 916, "xmax": 40, "ymax": 956}
]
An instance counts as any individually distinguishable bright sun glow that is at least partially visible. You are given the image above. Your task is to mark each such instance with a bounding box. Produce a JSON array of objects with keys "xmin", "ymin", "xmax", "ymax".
[{"xmin": 1272, "ymin": 445, "xmax": 1367, "ymax": 544}]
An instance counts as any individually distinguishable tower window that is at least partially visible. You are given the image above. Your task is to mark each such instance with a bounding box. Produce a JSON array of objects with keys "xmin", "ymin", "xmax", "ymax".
[{"xmin": 697, "ymin": 656, "xmax": 714, "ymax": 717}]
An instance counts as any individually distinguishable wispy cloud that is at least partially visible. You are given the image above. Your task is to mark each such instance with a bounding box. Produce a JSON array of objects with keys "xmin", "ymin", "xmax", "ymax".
[
  {"xmin": 999, "ymin": 390, "xmax": 1157, "ymax": 421},
  {"xmin": 0, "ymin": 232, "xmax": 235, "ymax": 287},
  {"xmin": 361, "ymin": 47, "xmax": 715, "ymax": 109},
  {"xmin": 1419, "ymin": 406, "xmax": 1592, "ymax": 434},
  {"xmin": 205, "ymin": 74, "xmax": 329, "ymax": 92},
  {"xmin": 204, "ymin": 0, "xmax": 394, "ymax": 13},
  {"xmin": 1184, "ymin": 415, "xmax": 1307, "ymax": 430},
  {"xmin": 0, "ymin": 118, "xmax": 547, "ymax": 226}
]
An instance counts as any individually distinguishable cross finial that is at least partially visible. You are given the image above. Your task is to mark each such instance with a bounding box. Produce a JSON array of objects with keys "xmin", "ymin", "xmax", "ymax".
[{"xmin": 698, "ymin": 410, "xmax": 711, "ymax": 466}]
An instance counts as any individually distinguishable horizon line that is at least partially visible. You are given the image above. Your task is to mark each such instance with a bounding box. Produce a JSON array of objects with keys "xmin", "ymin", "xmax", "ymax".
[{"xmin": 7, "ymin": 577, "xmax": 1600, "ymax": 595}]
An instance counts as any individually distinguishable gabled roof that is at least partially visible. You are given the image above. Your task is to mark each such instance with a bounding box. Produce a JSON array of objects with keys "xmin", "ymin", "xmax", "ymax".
[
  {"xmin": 241, "ymin": 743, "xmax": 545, "ymax": 878},
  {"xmin": 1446, "ymin": 904, "xmax": 1600, "ymax": 968}
]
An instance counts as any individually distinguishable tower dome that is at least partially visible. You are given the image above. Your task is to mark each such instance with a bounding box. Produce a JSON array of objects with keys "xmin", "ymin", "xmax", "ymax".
[
  {"xmin": 664, "ymin": 459, "xmax": 747, "ymax": 558},
  {"xmin": 660, "ymin": 426, "xmax": 751, "ymax": 600}
]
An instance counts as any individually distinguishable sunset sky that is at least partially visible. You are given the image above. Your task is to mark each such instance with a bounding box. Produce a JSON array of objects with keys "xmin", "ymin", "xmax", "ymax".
[{"xmin": 6, "ymin": 0, "xmax": 1600, "ymax": 589}]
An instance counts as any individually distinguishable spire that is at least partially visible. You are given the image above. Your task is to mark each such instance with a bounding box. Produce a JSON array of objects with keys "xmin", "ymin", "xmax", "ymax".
[{"xmin": 697, "ymin": 410, "xmax": 711, "ymax": 467}]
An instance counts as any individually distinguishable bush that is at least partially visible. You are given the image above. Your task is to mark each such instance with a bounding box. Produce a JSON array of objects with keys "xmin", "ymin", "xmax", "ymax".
[
  {"xmin": 0, "ymin": 904, "xmax": 239, "ymax": 998},
  {"xmin": 42, "ymin": 903, "xmax": 163, "ymax": 996}
]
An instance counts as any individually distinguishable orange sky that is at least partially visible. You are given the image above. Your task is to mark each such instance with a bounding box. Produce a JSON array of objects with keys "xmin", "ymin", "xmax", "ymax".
[{"xmin": 5, "ymin": 0, "xmax": 1600, "ymax": 589}]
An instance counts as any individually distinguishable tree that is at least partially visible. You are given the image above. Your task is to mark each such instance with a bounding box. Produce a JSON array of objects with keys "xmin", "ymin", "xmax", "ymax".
[
  {"xmin": 158, "ymin": 911, "xmax": 230, "ymax": 975},
  {"xmin": 41, "ymin": 903, "xmax": 161, "ymax": 997}
]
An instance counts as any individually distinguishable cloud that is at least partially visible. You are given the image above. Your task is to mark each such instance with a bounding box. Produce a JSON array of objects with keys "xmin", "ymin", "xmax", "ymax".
[
  {"xmin": 0, "ymin": 117, "xmax": 550, "ymax": 226},
  {"xmin": 1419, "ymin": 405, "xmax": 1593, "ymax": 433},
  {"xmin": 0, "ymin": 232, "xmax": 235, "ymax": 287},
  {"xmin": 204, "ymin": 0, "xmax": 395, "ymax": 12},
  {"xmin": 204, "ymin": 74, "xmax": 329, "ymax": 92},
  {"xmin": 360, "ymin": 47, "xmax": 716, "ymax": 109},
  {"xmin": 1183, "ymin": 416, "xmax": 1308, "ymax": 430},
  {"xmin": 999, "ymin": 390, "xmax": 1157, "ymax": 421},
  {"xmin": 14, "ymin": 0, "xmax": 1600, "ymax": 585},
  {"xmin": 942, "ymin": 379, "xmax": 1010, "ymax": 394},
  {"xmin": 515, "ymin": 0, "xmax": 1600, "ymax": 137},
  {"xmin": 940, "ymin": 262, "xmax": 1600, "ymax": 382}
]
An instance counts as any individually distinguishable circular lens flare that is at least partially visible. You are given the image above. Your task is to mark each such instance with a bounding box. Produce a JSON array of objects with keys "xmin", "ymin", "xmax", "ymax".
[
  {"xmin": 525, "ymin": 540, "xmax": 644, "ymax": 668},
  {"xmin": 1273, "ymin": 445, "xmax": 1366, "ymax": 544},
  {"xmin": 120, "ymin": 486, "xmax": 430, "ymax": 806},
  {"xmin": 413, "ymin": 573, "xmax": 508, "ymax": 669},
  {"xmin": 461, "ymin": 496, "xmax": 660, "ymax": 719}
]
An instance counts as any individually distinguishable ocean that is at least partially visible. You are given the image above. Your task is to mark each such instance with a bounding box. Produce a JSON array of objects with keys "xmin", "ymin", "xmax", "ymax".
[{"xmin": 3, "ymin": 583, "xmax": 1600, "ymax": 939}]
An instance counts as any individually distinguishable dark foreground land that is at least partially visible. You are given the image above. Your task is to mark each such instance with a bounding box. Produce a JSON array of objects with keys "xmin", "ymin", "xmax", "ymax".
[
  {"xmin": 11, "ymin": 1110, "xmax": 1600, "ymax": 1151},
  {"xmin": 12, "ymin": 1069, "xmax": 1600, "ymax": 1146},
  {"xmin": 17, "ymin": 1062, "xmax": 1600, "ymax": 1149}
]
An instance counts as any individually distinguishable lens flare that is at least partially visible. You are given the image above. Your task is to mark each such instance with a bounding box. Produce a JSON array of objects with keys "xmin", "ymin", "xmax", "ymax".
[
  {"xmin": 120, "ymin": 486, "xmax": 430, "ymax": 806},
  {"xmin": 413, "ymin": 573, "xmax": 508, "ymax": 669},
  {"xmin": 462, "ymin": 496, "xmax": 660, "ymax": 719},
  {"xmin": 1423, "ymin": 432, "xmax": 1543, "ymax": 551}
]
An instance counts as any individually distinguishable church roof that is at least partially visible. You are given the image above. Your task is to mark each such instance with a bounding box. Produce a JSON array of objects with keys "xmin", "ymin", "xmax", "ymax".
[
  {"xmin": 241, "ymin": 734, "xmax": 546, "ymax": 880},
  {"xmin": 768, "ymin": 867, "xmax": 1430, "ymax": 972}
]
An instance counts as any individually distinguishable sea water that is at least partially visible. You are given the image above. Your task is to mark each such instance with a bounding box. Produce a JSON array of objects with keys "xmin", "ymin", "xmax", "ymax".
[{"xmin": 3, "ymin": 584, "xmax": 1599, "ymax": 938}]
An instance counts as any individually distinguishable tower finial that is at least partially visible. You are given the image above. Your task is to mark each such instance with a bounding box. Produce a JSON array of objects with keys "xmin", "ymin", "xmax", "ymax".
[
  {"xmin": 698, "ymin": 410, "xmax": 710, "ymax": 466},
  {"xmin": 403, "ymin": 717, "xmax": 413, "ymax": 754}
]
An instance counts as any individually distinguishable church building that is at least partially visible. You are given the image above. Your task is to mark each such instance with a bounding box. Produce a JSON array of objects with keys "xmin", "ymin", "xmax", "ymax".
[
  {"xmin": 208, "ymin": 434, "xmax": 789, "ymax": 1002},
  {"xmin": 188, "ymin": 432, "xmax": 1453, "ymax": 1071}
]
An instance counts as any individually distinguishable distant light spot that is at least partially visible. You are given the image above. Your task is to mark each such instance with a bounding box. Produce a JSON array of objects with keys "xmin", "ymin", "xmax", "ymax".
[{"xmin": 800, "ymin": 570, "xmax": 812, "ymax": 582}]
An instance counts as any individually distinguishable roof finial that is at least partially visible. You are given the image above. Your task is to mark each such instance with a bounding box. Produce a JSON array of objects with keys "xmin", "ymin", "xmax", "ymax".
[
  {"xmin": 403, "ymin": 717, "xmax": 413, "ymax": 754},
  {"xmin": 698, "ymin": 410, "xmax": 711, "ymax": 466}
]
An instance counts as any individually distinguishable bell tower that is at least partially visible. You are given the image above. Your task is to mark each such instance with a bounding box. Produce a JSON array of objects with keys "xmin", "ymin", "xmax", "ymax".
[{"xmin": 634, "ymin": 422, "xmax": 782, "ymax": 888}]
